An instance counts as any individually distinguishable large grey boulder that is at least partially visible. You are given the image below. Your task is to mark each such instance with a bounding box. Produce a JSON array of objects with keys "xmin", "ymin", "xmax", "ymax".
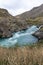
[{"xmin": 32, "ymin": 31, "xmax": 43, "ymax": 40}]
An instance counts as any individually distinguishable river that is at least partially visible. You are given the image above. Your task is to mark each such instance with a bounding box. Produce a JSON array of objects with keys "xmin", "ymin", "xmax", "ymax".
[{"xmin": 0, "ymin": 25, "xmax": 39, "ymax": 47}]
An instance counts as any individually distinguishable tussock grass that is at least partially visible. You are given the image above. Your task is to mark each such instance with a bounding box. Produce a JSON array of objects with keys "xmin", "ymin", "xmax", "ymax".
[
  {"xmin": 0, "ymin": 42, "xmax": 43, "ymax": 65},
  {"xmin": 26, "ymin": 17, "xmax": 43, "ymax": 25}
]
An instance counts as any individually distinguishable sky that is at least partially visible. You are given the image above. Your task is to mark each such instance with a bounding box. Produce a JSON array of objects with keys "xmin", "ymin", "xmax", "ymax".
[{"xmin": 0, "ymin": 0, "xmax": 43, "ymax": 16}]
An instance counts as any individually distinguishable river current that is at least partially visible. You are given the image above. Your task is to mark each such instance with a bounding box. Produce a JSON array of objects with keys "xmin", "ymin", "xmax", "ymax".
[{"xmin": 0, "ymin": 25, "xmax": 39, "ymax": 47}]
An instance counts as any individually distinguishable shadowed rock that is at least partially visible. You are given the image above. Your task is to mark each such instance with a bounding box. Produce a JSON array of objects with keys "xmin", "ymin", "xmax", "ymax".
[{"xmin": 33, "ymin": 31, "xmax": 43, "ymax": 40}]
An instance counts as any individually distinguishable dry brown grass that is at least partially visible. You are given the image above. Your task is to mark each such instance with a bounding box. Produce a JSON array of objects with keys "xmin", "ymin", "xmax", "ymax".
[{"xmin": 0, "ymin": 44, "xmax": 43, "ymax": 65}]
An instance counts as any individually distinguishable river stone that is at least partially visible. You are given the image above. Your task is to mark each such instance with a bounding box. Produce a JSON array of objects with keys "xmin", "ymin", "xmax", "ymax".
[{"xmin": 32, "ymin": 31, "xmax": 43, "ymax": 40}]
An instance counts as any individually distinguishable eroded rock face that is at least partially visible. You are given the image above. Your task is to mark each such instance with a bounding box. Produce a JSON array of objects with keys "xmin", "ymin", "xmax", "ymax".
[
  {"xmin": 0, "ymin": 18, "xmax": 12, "ymax": 38},
  {"xmin": 0, "ymin": 17, "xmax": 28, "ymax": 38}
]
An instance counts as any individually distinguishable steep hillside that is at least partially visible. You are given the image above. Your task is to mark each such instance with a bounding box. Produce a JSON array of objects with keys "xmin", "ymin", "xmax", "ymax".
[
  {"xmin": 0, "ymin": 8, "xmax": 28, "ymax": 38},
  {"xmin": 16, "ymin": 4, "xmax": 43, "ymax": 19},
  {"xmin": 0, "ymin": 8, "xmax": 11, "ymax": 17}
]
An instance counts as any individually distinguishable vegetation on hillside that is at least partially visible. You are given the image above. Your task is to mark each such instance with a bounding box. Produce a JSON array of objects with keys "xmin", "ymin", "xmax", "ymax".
[
  {"xmin": 26, "ymin": 17, "xmax": 43, "ymax": 25},
  {"xmin": 16, "ymin": 4, "xmax": 43, "ymax": 20}
]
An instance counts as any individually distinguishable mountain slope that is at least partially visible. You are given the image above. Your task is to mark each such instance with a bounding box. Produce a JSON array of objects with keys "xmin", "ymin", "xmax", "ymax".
[
  {"xmin": 16, "ymin": 4, "xmax": 43, "ymax": 19},
  {"xmin": 0, "ymin": 8, "xmax": 28, "ymax": 38}
]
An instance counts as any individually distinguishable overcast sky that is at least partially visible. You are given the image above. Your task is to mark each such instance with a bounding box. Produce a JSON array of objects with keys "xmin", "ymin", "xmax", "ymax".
[{"xmin": 0, "ymin": 0, "xmax": 43, "ymax": 16}]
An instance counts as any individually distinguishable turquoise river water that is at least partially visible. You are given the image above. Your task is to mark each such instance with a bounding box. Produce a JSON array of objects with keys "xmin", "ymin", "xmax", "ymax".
[{"xmin": 0, "ymin": 25, "xmax": 40, "ymax": 47}]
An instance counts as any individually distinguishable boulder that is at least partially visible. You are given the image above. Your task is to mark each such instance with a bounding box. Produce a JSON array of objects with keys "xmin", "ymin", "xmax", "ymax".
[{"xmin": 32, "ymin": 31, "xmax": 43, "ymax": 40}]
